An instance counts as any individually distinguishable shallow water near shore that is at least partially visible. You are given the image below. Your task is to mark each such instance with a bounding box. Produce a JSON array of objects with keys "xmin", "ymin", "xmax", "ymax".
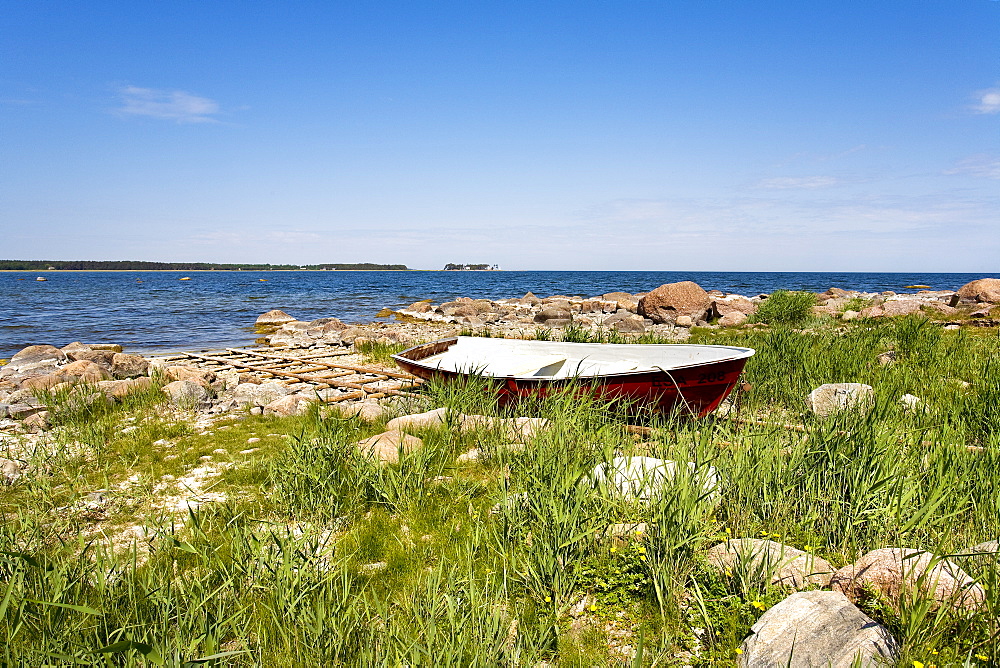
[{"xmin": 0, "ymin": 270, "xmax": 988, "ymax": 358}]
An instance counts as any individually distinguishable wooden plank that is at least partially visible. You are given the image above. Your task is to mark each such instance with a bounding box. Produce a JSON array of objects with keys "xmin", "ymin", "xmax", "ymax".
[
  {"xmin": 177, "ymin": 351, "xmax": 418, "ymax": 397},
  {"xmin": 231, "ymin": 348, "xmax": 420, "ymax": 381}
]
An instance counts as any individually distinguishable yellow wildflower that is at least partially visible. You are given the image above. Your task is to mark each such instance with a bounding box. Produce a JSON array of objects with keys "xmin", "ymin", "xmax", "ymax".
[
  {"xmin": 544, "ymin": 596, "xmax": 551, "ymax": 603},
  {"xmin": 734, "ymin": 648, "xmax": 743, "ymax": 655},
  {"xmin": 588, "ymin": 604, "xmax": 597, "ymax": 611},
  {"xmin": 913, "ymin": 661, "xmax": 924, "ymax": 668},
  {"xmin": 975, "ymin": 655, "xmax": 988, "ymax": 662},
  {"xmin": 751, "ymin": 601, "xmax": 766, "ymax": 611}
]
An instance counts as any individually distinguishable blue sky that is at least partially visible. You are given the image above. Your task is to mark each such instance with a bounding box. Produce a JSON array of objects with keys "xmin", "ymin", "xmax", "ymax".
[{"xmin": 2, "ymin": 1, "xmax": 998, "ymax": 271}]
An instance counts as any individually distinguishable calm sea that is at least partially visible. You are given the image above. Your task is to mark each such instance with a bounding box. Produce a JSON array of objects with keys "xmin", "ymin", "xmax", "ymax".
[{"xmin": 0, "ymin": 270, "xmax": 990, "ymax": 358}]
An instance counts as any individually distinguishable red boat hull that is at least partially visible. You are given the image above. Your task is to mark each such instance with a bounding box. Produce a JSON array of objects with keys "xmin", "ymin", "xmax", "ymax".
[{"xmin": 393, "ymin": 338, "xmax": 749, "ymax": 417}]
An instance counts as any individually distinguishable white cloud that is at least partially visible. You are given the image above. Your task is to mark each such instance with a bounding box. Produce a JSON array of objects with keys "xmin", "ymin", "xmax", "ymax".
[
  {"xmin": 755, "ymin": 176, "xmax": 840, "ymax": 190},
  {"xmin": 944, "ymin": 154, "xmax": 1000, "ymax": 180},
  {"xmin": 972, "ymin": 86, "xmax": 1000, "ymax": 114},
  {"xmin": 117, "ymin": 86, "xmax": 221, "ymax": 123}
]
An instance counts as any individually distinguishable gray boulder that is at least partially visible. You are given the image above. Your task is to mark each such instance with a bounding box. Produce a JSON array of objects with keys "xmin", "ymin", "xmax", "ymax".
[
  {"xmin": 806, "ymin": 383, "xmax": 874, "ymax": 417},
  {"xmin": 706, "ymin": 539, "xmax": 835, "ymax": 589},
  {"xmin": 111, "ymin": 353, "xmax": 149, "ymax": 379},
  {"xmin": 0, "ymin": 345, "xmax": 67, "ymax": 381},
  {"xmin": 739, "ymin": 590, "xmax": 899, "ymax": 668},
  {"xmin": 831, "ymin": 547, "xmax": 985, "ymax": 611},
  {"xmin": 161, "ymin": 380, "xmax": 209, "ymax": 406},
  {"xmin": 232, "ymin": 381, "xmax": 290, "ymax": 407},
  {"xmin": 256, "ymin": 310, "xmax": 297, "ymax": 326}
]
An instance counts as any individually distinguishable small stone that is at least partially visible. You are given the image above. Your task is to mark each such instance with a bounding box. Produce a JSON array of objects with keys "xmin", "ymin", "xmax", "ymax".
[
  {"xmin": 212, "ymin": 448, "xmax": 227, "ymax": 455},
  {"xmin": 250, "ymin": 407, "xmax": 263, "ymax": 416},
  {"xmin": 239, "ymin": 448, "xmax": 259, "ymax": 455},
  {"xmin": 899, "ymin": 394, "xmax": 922, "ymax": 411},
  {"xmin": 674, "ymin": 315, "xmax": 694, "ymax": 327},
  {"xmin": 359, "ymin": 561, "xmax": 388, "ymax": 573},
  {"xmin": 876, "ymin": 351, "xmax": 896, "ymax": 365},
  {"xmin": 247, "ymin": 437, "xmax": 261, "ymax": 443},
  {"xmin": 457, "ymin": 448, "xmax": 479, "ymax": 463},
  {"xmin": 590, "ymin": 456, "xmax": 720, "ymax": 503},
  {"xmin": 0, "ymin": 458, "xmax": 22, "ymax": 484}
]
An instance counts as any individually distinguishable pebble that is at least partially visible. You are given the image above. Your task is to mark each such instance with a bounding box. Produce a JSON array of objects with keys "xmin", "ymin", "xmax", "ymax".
[
  {"xmin": 239, "ymin": 448, "xmax": 259, "ymax": 455},
  {"xmin": 247, "ymin": 437, "xmax": 261, "ymax": 444}
]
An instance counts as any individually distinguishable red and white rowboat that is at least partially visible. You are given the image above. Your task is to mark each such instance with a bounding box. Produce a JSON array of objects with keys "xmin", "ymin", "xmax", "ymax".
[{"xmin": 392, "ymin": 336, "xmax": 754, "ymax": 416}]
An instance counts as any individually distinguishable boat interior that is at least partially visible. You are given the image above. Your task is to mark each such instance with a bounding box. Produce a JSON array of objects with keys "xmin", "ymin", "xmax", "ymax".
[{"xmin": 402, "ymin": 336, "xmax": 753, "ymax": 379}]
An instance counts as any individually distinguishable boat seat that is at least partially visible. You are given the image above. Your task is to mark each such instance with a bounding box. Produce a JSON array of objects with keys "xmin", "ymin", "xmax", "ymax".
[{"xmin": 426, "ymin": 352, "xmax": 569, "ymax": 377}]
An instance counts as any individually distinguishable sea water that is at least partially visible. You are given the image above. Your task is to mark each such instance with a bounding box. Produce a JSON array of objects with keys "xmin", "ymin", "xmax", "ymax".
[{"xmin": 0, "ymin": 270, "xmax": 988, "ymax": 358}]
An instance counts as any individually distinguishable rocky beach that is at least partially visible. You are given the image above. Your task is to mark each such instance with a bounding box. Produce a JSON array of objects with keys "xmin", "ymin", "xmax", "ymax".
[{"xmin": 1, "ymin": 277, "xmax": 998, "ymax": 664}]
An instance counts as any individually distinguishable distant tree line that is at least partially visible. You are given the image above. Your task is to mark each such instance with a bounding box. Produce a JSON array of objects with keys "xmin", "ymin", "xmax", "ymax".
[
  {"xmin": 443, "ymin": 263, "xmax": 499, "ymax": 270},
  {"xmin": 0, "ymin": 260, "xmax": 410, "ymax": 271}
]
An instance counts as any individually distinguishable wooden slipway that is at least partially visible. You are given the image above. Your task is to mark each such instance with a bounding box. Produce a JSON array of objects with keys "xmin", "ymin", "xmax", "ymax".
[{"xmin": 149, "ymin": 345, "xmax": 423, "ymax": 402}]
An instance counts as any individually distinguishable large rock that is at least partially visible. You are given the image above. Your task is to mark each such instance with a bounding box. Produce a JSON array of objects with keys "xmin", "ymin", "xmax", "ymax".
[
  {"xmin": 406, "ymin": 300, "xmax": 434, "ymax": 313},
  {"xmin": 0, "ymin": 345, "xmax": 67, "ymax": 381},
  {"xmin": 738, "ymin": 590, "xmax": 899, "ymax": 668},
  {"xmin": 263, "ymin": 393, "xmax": 314, "ymax": 417},
  {"xmin": 602, "ymin": 292, "xmax": 639, "ymax": 312},
  {"xmin": 60, "ymin": 359, "xmax": 111, "ymax": 383},
  {"xmin": 111, "ymin": 353, "xmax": 149, "ymax": 378},
  {"xmin": 161, "ymin": 380, "xmax": 209, "ymax": 406},
  {"xmin": 860, "ymin": 300, "xmax": 922, "ymax": 318},
  {"xmin": 957, "ymin": 278, "xmax": 1000, "ymax": 303},
  {"xmin": 20, "ymin": 373, "xmax": 69, "ymax": 391},
  {"xmin": 232, "ymin": 381, "xmax": 290, "ymax": 407},
  {"xmin": 706, "ymin": 539, "xmax": 835, "ymax": 589},
  {"xmin": 256, "ymin": 310, "xmax": 297, "ymax": 326},
  {"xmin": 67, "ymin": 349, "xmax": 116, "ymax": 371},
  {"xmin": 324, "ymin": 400, "xmax": 389, "ymax": 422},
  {"xmin": 718, "ymin": 311, "xmax": 748, "ymax": 327},
  {"xmin": 602, "ymin": 310, "xmax": 646, "ymax": 333},
  {"xmin": 590, "ymin": 456, "xmax": 720, "ymax": 502},
  {"xmin": 713, "ymin": 295, "xmax": 758, "ymax": 318},
  {"xmin": 456, "ymin": 415, "xmax": 550, "ymax": 441},
  {"xmin": 830, "ymin": 548, "xmax": 985, "ymax": 611},
  {"xmin": 96, "ymin": 377, "xmax": 154, "ymax": 399},
  {"xmin": 385, "ymin": 407, "xmax": 451, "ymax": 432},
  {"xmin": 356, "ymin": 430, "xmax": 423, "ymax": 464},
  {"xmin": 534, "ymin": 308, "xmax": 573, "ymax": 326},
  {"xmin": 806, "ymin": 383, "xmax": 874, "ymax": 417},
  {"xmin": 638, "ymin": 282, "xmax": 712, "ymax": 325},
  {"xmin": 165, "ymin": 366, "xmax": 217, "ymax": 388}
]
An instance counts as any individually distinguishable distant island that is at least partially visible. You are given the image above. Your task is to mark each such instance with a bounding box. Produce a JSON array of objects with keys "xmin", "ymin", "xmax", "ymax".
[
  {"xmin": 443, "ymin": 263, "xmax": 500, "ymax": 271},
  {"xmin": 0, "ymin": 260, "xmax": 410, "ymax": 271}
]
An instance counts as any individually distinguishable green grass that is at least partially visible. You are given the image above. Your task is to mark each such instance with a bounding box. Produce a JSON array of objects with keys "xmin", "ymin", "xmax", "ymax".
[
  {"xmin": 0, "ymin": 316, "xmax": 998, "ymax": 664},
  {"xmin": 749, "ymin": 289, "xmax": 817, "ymax": 326}
]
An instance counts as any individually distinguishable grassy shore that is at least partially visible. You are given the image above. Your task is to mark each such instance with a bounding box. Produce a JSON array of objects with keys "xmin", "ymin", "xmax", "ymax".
[{"xmin": 0, "ymin": 316, "xmax": 997, "ymax": 665}]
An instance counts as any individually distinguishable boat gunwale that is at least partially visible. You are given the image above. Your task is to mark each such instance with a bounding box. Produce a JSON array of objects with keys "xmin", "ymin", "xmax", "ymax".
[{"xmin": 392, "ymin": 336, "xmax": 755, "ymax": 381}]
